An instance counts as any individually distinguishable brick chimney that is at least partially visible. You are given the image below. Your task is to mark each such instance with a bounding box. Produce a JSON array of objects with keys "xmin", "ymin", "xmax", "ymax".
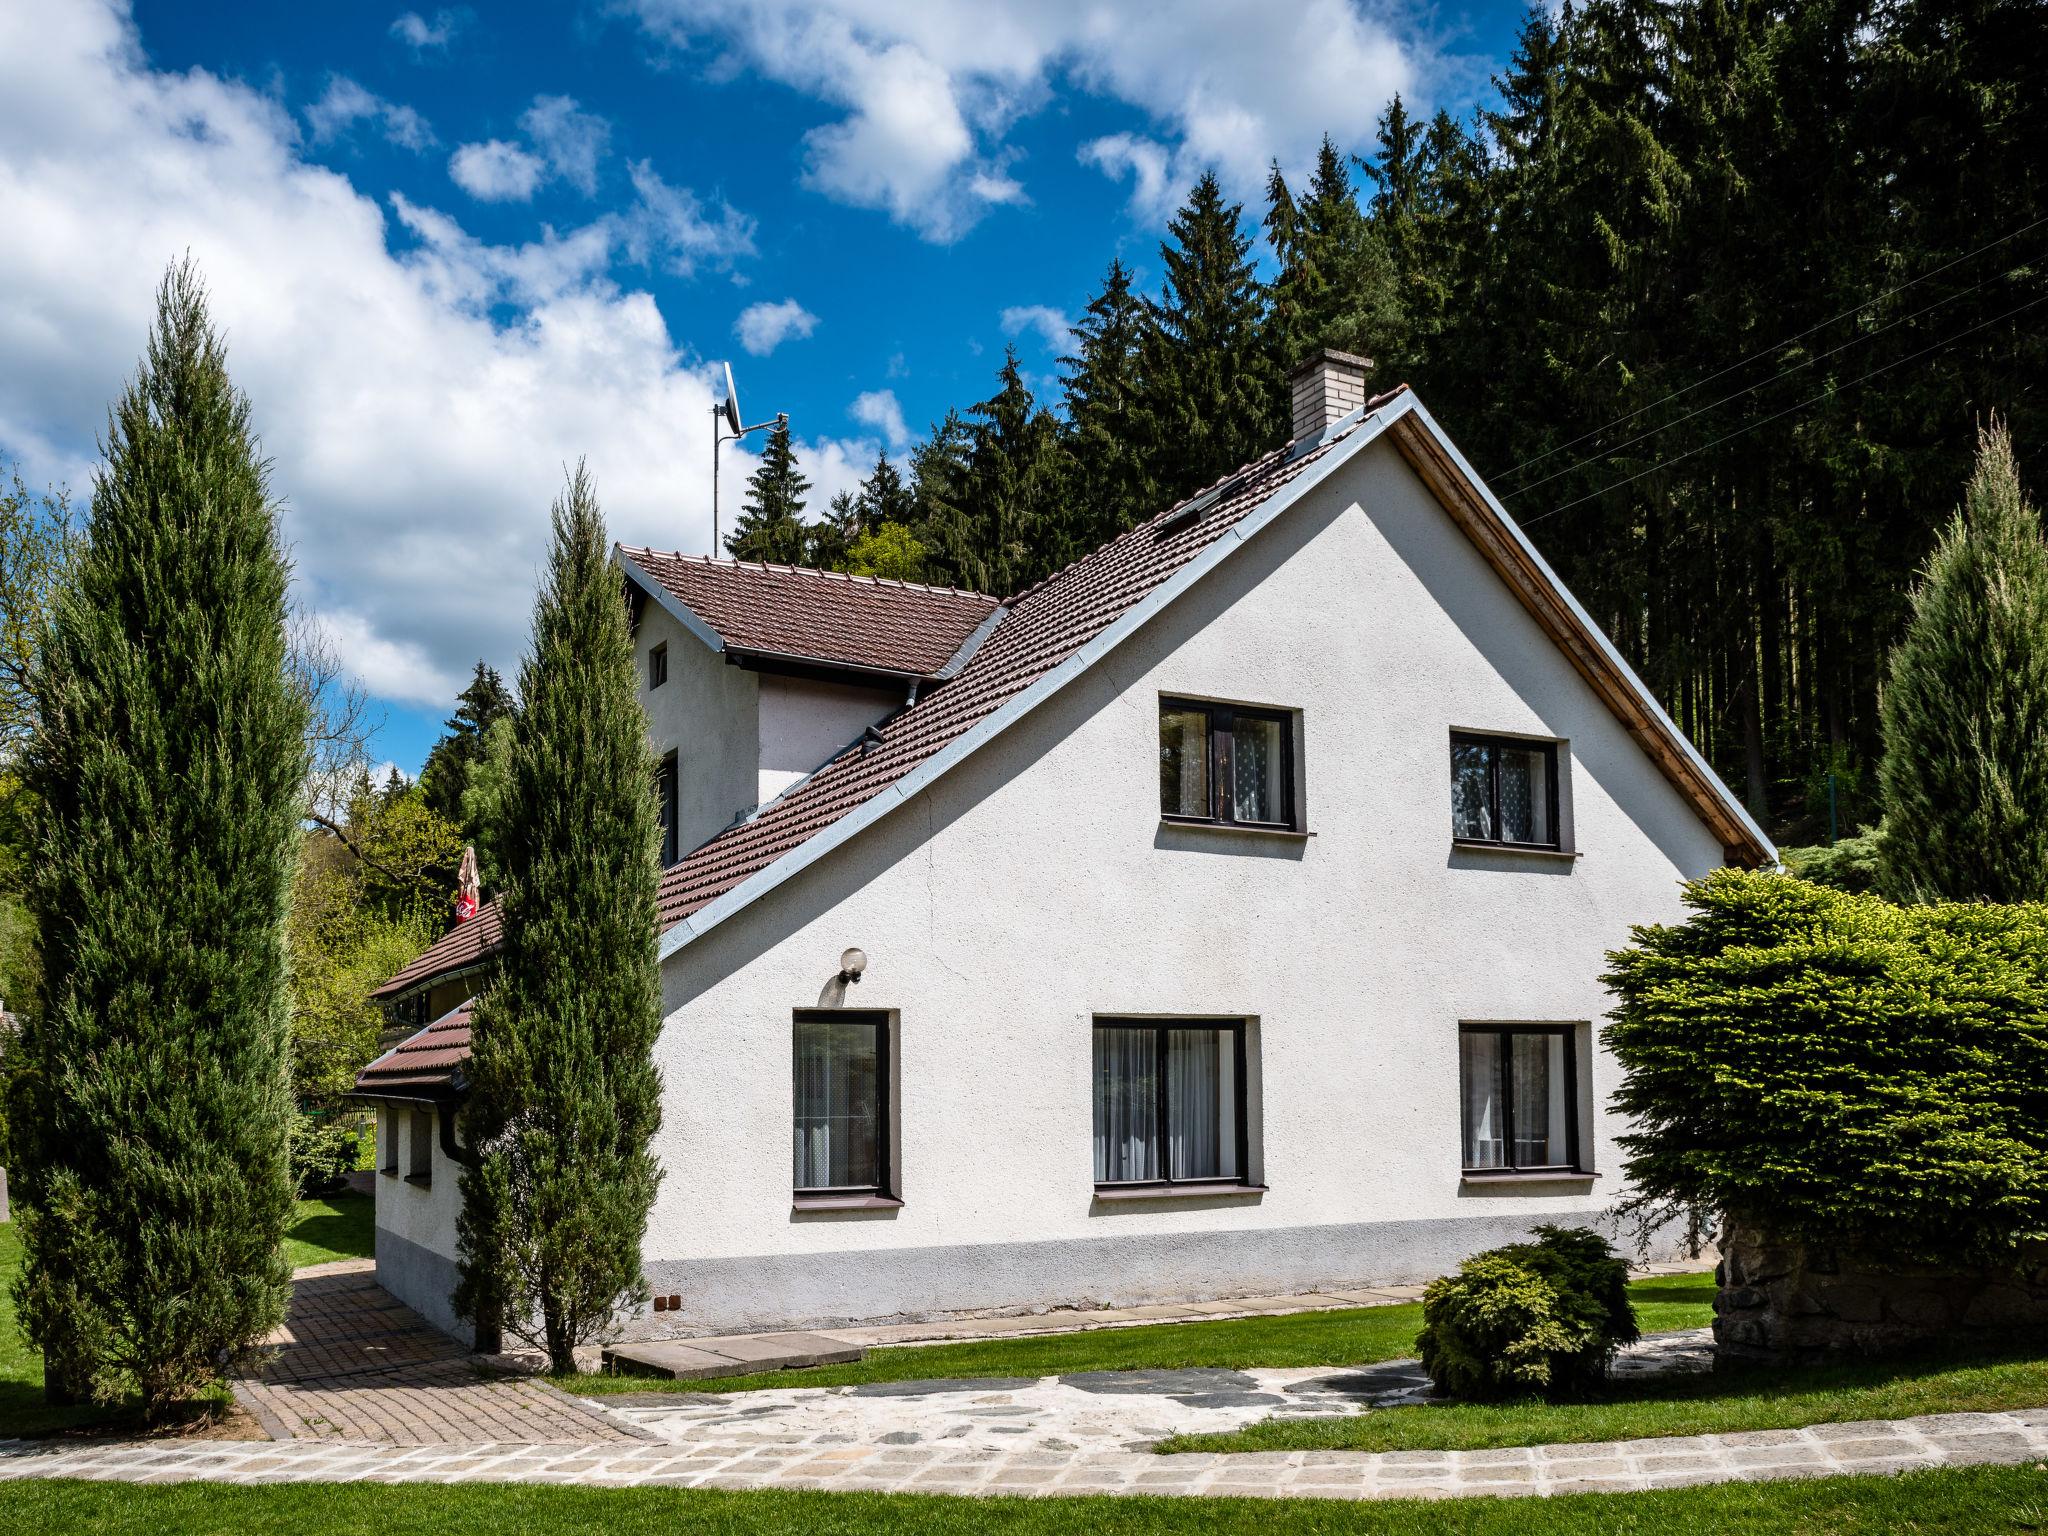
[{"xmin": 1289, "ymin": 349, "xmax": 1373, "ymax": 444}]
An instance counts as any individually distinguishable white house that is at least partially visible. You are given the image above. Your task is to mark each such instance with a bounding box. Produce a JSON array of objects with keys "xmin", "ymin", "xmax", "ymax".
[{"xmin": 355, "ymin": 353, "xmax": 1774, "ymax": 1343}]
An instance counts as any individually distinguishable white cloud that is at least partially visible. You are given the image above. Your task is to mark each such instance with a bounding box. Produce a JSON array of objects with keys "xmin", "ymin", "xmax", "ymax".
[
  {"xmin": 448, "ymin": 138, "xmax": 543, "ymax": 201},
  {"xmin": 391, "ymin": 9, "xmax": 466, "ymax": 52},
  {"xmin": 848, "ymin": 388, "xmax": 909, "ymax": 450},
  {"xmin": 304, "ymin": 75, "xmax": 435, "ymax": 152},
  {"xmin": 624, "ymin": 160, "xmax": 756, "ymax": 276},
  {"xmin": 624, "ymin": 1, "xmax": 1431, "ymax": 235},
  {"xmin": 450, "ymin": 95, "xmax": 614, "ymax": 203},
  {"xmin": 519, "ymin": 95, "xmax": 610, "ymax": 196},
  {"xmin": 734, "ymin": 298, "xmax": 818, "ymax": 356},
  {"xmin": 1078, "ymin": 132, "xmax": 1175, "ymax": 223},
  {"xmin": 0, "ymin": 0, "xmax": 759, "ymax": 711},
  {"xmin": 999, "ymin": 303, "xmax": 1070, "ymax": 353}
]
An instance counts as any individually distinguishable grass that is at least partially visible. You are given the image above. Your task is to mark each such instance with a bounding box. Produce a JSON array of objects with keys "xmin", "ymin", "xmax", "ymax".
[
  {"xmin": 570, "ymin": 1273, "xmax": 1718, "ymax": 1396},
  {"xmin": 1161, "ymin": 1343, "xmax": 2048, "ymax": 1456},
  {"xmin": 283, "ymin": 1192, "xmax": 374, "ymax": 1271},
  {"xmin": 5, "ymin": 1466, "xmax": 2048, "ymax": 1533}
]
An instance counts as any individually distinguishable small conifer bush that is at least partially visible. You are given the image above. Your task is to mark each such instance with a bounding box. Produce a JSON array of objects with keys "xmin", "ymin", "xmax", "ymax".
[{"xmin": 1417, "ymin": 1226, "xmax": 1639, "ymax": 1400}]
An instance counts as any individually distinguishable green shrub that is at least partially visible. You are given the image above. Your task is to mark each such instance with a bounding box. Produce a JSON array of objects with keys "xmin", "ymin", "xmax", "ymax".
[
  {"xmin": 1605, "ymin": 868, "xmax": 2048, "ymax": 1264},
  {"xmin": 288, "ymin": 1111, "xmax": 360, "ymax": 1197},
  {"xmin": 1777, "ymin": 828, "xmax": 1883, "ymax": 894},
  {"xmin": 1417, "ymin": 1226, "xmax": 1639, "ymax": 1400}
]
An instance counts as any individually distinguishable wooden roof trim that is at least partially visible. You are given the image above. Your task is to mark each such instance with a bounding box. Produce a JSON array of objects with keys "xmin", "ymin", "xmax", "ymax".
[{"xmin": 1386, "ymin": 410, "xmax": 1771, "ymax": 868}]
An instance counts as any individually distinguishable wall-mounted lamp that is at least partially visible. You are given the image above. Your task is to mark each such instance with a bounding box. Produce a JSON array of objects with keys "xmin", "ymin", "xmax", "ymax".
[{"xmin": 837, "ymin": 948, "xmax": 868, "ymax": 986}]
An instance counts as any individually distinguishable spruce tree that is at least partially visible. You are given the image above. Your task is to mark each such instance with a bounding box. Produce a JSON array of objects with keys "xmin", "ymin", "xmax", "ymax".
[
  {"xmin": 1136, "ymin": 171, "xmax": 1278, "ymax": 504},
  {"xmin": 908, "ymin": 410, "xmax": 979, "ymax": 589},
  {"xmin": 455, "ymin": 463, "xmax": 663, "ymax": 1373},
  {"xmin": 1061, "ymin": 259, "xmax": 1152, "ymax": 547},
  {"xmin": 1877, "ymin": 422, "xmax": 2048, "ymax": 903},
  {"xmin": 418, "ymin": 661, "xmax": 515, "ymax": 829},
  {"xmin": 962, "ymin": 349, "xmax": 1069, "ymax": 592},
  {"xmin": 855, "ymin": 451, "xmax": 914, "ymax": 530},
  {"xmin": 10, "ymin": 261, "xmax": 309, "ymax": 1416},
  {"xmin": 724, "ymin": 417, "xmax": 810, "ymax": 564}
]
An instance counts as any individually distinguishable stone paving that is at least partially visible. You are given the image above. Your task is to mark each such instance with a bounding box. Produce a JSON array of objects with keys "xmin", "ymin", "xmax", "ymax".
[{"xmin": 231, "ymin": 1269, "xmax": 646, "ymax": 1446}]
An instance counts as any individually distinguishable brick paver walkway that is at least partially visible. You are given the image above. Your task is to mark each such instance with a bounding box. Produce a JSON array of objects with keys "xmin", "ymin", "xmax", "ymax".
[
  {"xmin": 3, "ymin": 1406, "xmax": 2046, "ymax": 1497},
  {"xmin": 231, "ymin": 1270, "xmax": 646, "ymax": 1446}
]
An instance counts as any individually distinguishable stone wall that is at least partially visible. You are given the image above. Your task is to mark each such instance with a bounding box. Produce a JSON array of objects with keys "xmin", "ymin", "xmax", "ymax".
[{"xmin": 1716, "ymin": 1219, "xmax": 2048, "ymax": 1363}]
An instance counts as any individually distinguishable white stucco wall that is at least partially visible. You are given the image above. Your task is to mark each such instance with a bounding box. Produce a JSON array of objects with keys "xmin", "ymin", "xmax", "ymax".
[
  {"xmin": 756, "ymin": 674, "xmax": 901, "ymax": 803},
  {"xmin": 636, "ymin": 604, "xmax": 758, "ymax": 856},
  {"xmin": 371, "ymin": 1102, "xmax": 467, "ymax": 1335},
  {"xmin": 629, "ymin": 436, "xmax": 1725, "ymax": 1336}
]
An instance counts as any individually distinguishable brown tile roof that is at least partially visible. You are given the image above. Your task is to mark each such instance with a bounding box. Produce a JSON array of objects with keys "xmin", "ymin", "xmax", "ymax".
[
  {"xmin": 354, "ymin": 1000, "xmax": 474, "ymax": 1097},
  {"xmin": 370, "ymin": 403, "xmax": 1383, "ymax": 1038},
  {"xmin": 619, "ymin": 548, "xmax": 1000, "ymax": 678}
]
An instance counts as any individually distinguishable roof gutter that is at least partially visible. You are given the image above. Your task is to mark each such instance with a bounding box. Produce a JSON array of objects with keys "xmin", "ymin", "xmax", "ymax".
[{"xmin": 657, "ymin": 397, "xmax": 1399, "ymax": 962}]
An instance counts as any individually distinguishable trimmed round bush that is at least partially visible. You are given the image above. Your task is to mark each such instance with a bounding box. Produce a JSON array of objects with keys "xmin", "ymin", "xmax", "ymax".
[
  {"xmin": 1417, "ymin": 1226, "xmax": 1640, "ymax": 1400},
  {"xmin": 1604, "ymin": 868, "xmax": 2048, "ymax": 1264}
]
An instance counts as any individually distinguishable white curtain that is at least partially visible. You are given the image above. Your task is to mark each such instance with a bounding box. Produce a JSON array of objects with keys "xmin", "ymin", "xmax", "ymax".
[
  {"xmin": 1231, "ymin": 718, "xmax": 1282, "ymax": 823},
  {"xmin": 1093, "ymin": 1026, "xmax": 1158, "ymax": 1181},
  {"xmin": 1500, "ymin": 746, "xmax": 1551, "ymax": 844},
  {"xmin": 1169, "ymin": 1028, "xmax": 1237, "ymax": 1179},
  {"xmin": 1512, "ymin": 1032, "xmax": 1567, "ymax": 1165},
  {"xmin": 1461, "ymin": 1031, "xmax": 1505, "ymax": 1168},
  {"xmin": 1160, "ymin": 709, "xmax": 1210, "ymax": 817},
  {"xmin": 793, "ymin": 1019, "xmax": 880, "ymax": 1189}
]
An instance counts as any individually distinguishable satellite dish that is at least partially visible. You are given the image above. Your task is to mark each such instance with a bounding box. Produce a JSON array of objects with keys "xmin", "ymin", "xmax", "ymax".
[{"xmin": 721, "ymin": 362, "xmax": 742, "ymax": 436}]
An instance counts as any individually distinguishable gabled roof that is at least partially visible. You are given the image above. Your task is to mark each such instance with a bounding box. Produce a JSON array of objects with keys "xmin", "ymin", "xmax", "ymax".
[
  {"xmin": 370, "ymin": 387, "xmax": 1774, "ymax": 1033},
  {"xmin": 354, "ymin": 1001, "xmax": 473, "ymax": 1098},
  {"xmin": 618, "ymin": 548, "xmax": 1001, "ymax": 680},
  {"xmin": 374, "ymin": 903, "xmax": 499, "ymax": 1005}
]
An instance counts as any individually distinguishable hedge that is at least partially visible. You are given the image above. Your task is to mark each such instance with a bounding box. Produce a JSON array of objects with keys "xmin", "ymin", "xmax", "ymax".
[{"xmin": 1604, "ymin": 869, "xmax": 2048, "ymax": 1264}]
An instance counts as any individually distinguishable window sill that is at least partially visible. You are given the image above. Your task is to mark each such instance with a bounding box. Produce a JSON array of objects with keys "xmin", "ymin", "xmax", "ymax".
[
  {"xmin": 378, "ymin": 1167, "xmax": 397, "ymax": 1177},
  {"xmin": 1461, "ymin": 1170, "xmax": 1598, "ymax": 1185},
  {"xmin": 403, "ymin": 1174, "xmax": 433, "ymax": 1188},
  {"xmin": 1160, "ymin": 819, "xmax": 1311, "ymax": 840},
  {"xmin": 792, "ymin": 1194, "xmax": 903, "ymax": 1211},
  {"xmin": 1093, "ymin": 1182, "xmax": 1268, "ymax": 1203},
  {"xmin": 1451, "ymin": 840, "xmax": 1580, "ymax": 861}
]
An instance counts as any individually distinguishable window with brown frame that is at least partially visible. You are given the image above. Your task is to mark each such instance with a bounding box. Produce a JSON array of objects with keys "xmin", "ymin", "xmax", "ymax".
[
  {"xmin": 1459, "ymin": 1024, "xmax": 1582, "ymax": 1174},
  {"xmin": 1093, "ymin": 1019, "xmax": 1248, "ymax": 1189},
  {"xmin": 1159, "ymin": 698, "xmax": 1296, "ymax": 828},
  {"xmin": 407, "ymin": 1106, "xmax": 433, "ymax": 1184},
  {"xmin": 793, "ymin": 1010, "xmax": 890, "ymax": 1198},
  {"xmin": 1450, "ymin": 733, "xmax": 1560, "ymax": 849},
  {"xmin": 648, "ymin": 642, "xmax": 668, "ymax": 689},
  {"xmin": 657, "ymin": 751, "xmax": 679, "ymax": 865}
]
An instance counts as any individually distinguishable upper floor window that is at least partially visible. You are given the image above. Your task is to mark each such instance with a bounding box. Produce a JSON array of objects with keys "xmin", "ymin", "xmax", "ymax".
[
  {"xmin": 1451, "ymin": 733, "xmax": 1559, "ymax": 849},
  {"xmin": 657, "ymin": 752, "xmax": 679, "ymax": 865},
  {"xmin": 1460, "ymin": 1024, "xmax": 1581, "ymax": 1175},
  {"xmin": 1160, "ymin": 698, "xmax": 1295, "ymax": 828},
  {"xmin": 648, "ymin": 642, "xmax": 668, "ymax": 689}
]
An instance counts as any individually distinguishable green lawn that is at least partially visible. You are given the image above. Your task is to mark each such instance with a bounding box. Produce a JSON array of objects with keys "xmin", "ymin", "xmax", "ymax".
[
  {"xmin": 283, "ymin": 1193, "xmax": 375, "ymax": 1270},
  {"xmin": 1162, "ymin": 1343, "xmax": 2048, "ymax": 1456},
  {"xmin": 5, "ymin": 1465, "xmax": 2047, "ymax": 1533},
  {"xmin": 573, "ymin": 1273, "xmax": 1718, "ymax": 1396}
]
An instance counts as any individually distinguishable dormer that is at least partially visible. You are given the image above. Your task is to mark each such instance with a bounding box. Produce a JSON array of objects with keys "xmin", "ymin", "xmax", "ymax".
[{"xmin": 616, "ymin": 548, "xmax": 1003, "ymax": 862}]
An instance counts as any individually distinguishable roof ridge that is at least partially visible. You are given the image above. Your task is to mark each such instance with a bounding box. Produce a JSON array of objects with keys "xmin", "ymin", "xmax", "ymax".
[{"xmin": 617, "ymin": 546, "xmax": 997, "ymax": 604}]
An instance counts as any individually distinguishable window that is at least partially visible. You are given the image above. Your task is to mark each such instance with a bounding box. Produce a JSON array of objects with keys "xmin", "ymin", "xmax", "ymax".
[
  {"xmin": 379, "ymin": 1108, "xmax": 399, "ymax": 1175},
  {"xmin": 648, "ymin": 642, "xmax": 668, "ymax": 689},
  {"xmin": 1159, "ymin": 699, "xmax": 1294, "ymax": 827},
  {"xmin": 793, "ymin": 1010, "xmax": 889, "ymax": 1197},
  {"xmin": 1450, "ymin": 733, "xmax": 1559, "ymax": 849},
  {"xmin": 407, "ymin": 1106, "xmax": 433, "ymax": 1184},
  {"xmin": 1093, "ymin": 1019, "xmax": 1247, "ymax": 1188},
  {"xmin": 657, "ymin": 752, "xmax": 679, "ymax": 865},
  {"xmin": 1459, "ymin": 1025, "xmax": 1580, "ymax": 1174}
]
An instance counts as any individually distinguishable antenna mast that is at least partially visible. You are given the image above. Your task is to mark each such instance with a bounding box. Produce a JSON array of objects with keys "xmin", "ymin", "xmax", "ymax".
[{"xmin": 710, "ymin": 362, "xmax": 787, "ymax": 555}]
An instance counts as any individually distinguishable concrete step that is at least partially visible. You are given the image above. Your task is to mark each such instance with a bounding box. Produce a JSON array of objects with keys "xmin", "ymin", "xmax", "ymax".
[{"xmin": 603, "ymin": 1330, "xmax": 864, "ymax": 1383}]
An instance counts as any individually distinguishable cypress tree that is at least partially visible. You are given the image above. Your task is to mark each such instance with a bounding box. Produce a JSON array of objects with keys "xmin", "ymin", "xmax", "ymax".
[
  {"xmin": 10, "ymin": 261, "xmax": 309, "ymax": 1416},
  {"xmin": 724, "ymin": 417, "xmax": 810, "ymax": 564},
  {"xmin": 455, "ymin": 463, "xmax": 663, "ymax": 1373},
  {"xmin": 1877, "ymin": 421, "xmax": 2048, "ymax": 903},
  {"xmin": 1137, "ymin": 171, "xmax": 1278, "ymax": 503}
]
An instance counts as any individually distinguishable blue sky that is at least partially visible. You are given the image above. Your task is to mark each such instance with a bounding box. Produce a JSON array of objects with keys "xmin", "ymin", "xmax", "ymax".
[{"xmin": 2, "ymin": 1, "xmax": 1533, "ymax": 774}]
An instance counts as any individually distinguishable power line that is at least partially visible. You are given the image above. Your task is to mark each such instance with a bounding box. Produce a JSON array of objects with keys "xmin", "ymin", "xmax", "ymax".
[
  {"xmin": 1490, "ymin": 210, "xmax": 2048, "ymax": 487},
  {"xmin": 1501, "ymin": 254, "xmax": 2041, "ymax": 501},
  {"xmin": 1517, "ymin": 291, "xmax": 2048, "ymax": 530}
]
